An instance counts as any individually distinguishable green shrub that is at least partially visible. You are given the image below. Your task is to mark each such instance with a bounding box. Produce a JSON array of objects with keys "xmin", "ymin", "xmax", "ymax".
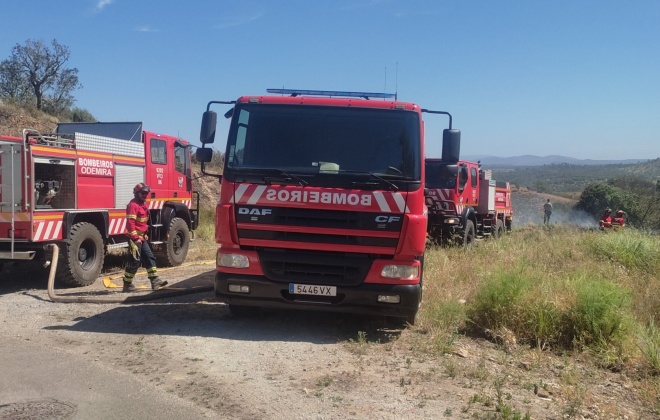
[
  {"xmin": 587, "ymin": 229, "xmax": 660, "ymax": 273},
  {"xmin": 195, "ymin": 208, "xmax": 216, "ymax": 241},
  {"xmin": 638, "ymin": 318, "xmax": 660, "ymax": 375},
  {"xmin": 423, "ymin": 299, "xmax": 466, "ymax": 353},
  {"xmin": 567, "ymin": 277, "xmax": 631, "ymax": 350},
  {"xmin": 527, "ymin": 300, "xmax": 563, "ymax": 350},
  {"xmin": 467, "ymin": 267, "xmax": 533, "ymax": 334}
]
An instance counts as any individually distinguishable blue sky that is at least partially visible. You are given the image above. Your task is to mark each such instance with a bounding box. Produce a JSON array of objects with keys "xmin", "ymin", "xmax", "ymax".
[{"xmin": 2, "ymin": 0, "xmax": 658, "ymax": 160}]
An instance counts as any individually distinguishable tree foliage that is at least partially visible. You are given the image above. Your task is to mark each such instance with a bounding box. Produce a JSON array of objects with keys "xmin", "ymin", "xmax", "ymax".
[
  {"xmin": 575, "ymin": 179, "xmax": 660, "ymax": 229},
  {"xmin": 0, "ymin": 39, "xmax": 81, "ymax": 114},
  {"xmin": 191, "ymin": 148, "xmax": 224, "ymax": 171},
  {"xmin": 69, "ymin": 107, "xmax": 96, "ymax": 123}
]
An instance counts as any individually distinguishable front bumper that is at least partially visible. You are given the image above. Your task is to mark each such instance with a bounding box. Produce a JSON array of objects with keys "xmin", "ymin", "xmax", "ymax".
[{"xmin": 215, "ymin": 273, "xmax": 421, "ymax": 319}]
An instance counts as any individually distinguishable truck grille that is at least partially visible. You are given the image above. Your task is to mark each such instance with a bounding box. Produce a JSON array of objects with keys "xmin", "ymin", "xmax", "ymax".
[
  {"xmin": 236, "ymin": 205, "xmax": 401, "ymax": 248},
  {"xmin": 258, "ymin": 248, "xmax": 372, "ymax": 286}
]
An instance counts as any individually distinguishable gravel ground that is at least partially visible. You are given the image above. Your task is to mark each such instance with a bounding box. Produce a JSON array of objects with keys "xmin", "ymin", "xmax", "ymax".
[{"xmin": 0, "ymin": 261, "xmax": 653, "ymax": 419}]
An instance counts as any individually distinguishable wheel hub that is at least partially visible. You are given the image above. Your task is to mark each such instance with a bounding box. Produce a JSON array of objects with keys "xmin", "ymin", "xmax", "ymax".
[{"xmin": 78, "ymin": 247, "xmax": 88, "ymax": 262}]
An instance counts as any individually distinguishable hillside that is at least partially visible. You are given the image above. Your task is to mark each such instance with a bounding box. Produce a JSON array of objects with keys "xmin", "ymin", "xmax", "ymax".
[
  {"xmin": 491, "ymin": 159, "xmax": 660, "ymax": 194},
  {"xmin": 464, "ymin": 154, "xmax": 651, "ymax": 166},
  {"xmin": 0, "ymin": 102, "xmax": 58, "ymax": 137}
]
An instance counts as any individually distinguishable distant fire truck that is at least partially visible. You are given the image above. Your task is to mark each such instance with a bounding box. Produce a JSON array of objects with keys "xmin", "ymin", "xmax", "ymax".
[
  {"xmin": 195, "ymin": 88, "xmax": 460, "ymax": 324},
  {"xmin": 0, "ymin": 122, "xmax": 198, "ymax": 286},
  {"xmin": 425, "ymin": 143, "xmax": 513, "ymax": 247}
]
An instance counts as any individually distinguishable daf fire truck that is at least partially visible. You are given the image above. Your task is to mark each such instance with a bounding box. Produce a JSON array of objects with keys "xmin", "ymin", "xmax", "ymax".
[
  {"xmin": 196, "ymin": 89, "xmax": 460, "ymax": 324},
  {"xmin": 0, "ymin": 122, "xmax": 198, "ymax": 286},
  {"xmin": 425, "ymin": 138, "xmax": 513, "ymax": 247}
]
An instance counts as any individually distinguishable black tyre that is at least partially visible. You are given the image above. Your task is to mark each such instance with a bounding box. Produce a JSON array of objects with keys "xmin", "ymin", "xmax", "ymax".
[
  {"xmin": 156, "ymin": 217, "xmax": 190, "ymax": 267},
  {"xmin": 461, "ymin": 220, "xmax": 475, "ymax": 249},
  {"xmin": 58, "ymin": 222, "xmax": 104, "ymax": 287}
]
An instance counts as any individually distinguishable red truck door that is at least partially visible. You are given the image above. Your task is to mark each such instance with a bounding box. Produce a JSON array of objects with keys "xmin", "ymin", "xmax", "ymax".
[
  {"xmin": 171, "ymin": 140, "xmax": 191, "ymax": 203},
  {"xmin": 145, "ymin": 133, "xmax": 169, "ymax": 201}
]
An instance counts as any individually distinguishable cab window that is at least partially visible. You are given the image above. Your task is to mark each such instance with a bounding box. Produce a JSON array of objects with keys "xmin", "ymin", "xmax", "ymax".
[
  {"xmin": 471, "ymin": 167, "xmax": 478, "ymax": 187},
  {"xmin": 151, "ymin": 139, "xmax": 167, "ymax": 164},
  {"xmin": 458, "ymin": 165, "xmax": 469, "ymax": 192},
  {"xmin": 174, "ymin": 143, "xmax": 189, "ymax": 175}
]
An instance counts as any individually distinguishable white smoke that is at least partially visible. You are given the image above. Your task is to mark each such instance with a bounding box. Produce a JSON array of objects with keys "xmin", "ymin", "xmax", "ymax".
[{"xmin": 511, "ymin": 193, "xmax": 598, "ymax": 229}]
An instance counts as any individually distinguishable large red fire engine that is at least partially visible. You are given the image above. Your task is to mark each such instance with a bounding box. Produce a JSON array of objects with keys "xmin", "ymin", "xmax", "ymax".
[
  {"xmin": 195, "ymin": 88, "xmax": 460, "ymax": 324},
  {"xmin": 0, "ymin": 122, "xmax": 198, "ymax": 286},
  {"xmin": 425, "ymin": 146, "xmax": 513, "ymax": 247}
]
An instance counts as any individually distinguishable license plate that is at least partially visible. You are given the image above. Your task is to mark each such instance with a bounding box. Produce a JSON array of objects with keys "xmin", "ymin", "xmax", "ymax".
[{"xmin": 289, "ymin": 283, "xmax": 337, "ymax": 296}]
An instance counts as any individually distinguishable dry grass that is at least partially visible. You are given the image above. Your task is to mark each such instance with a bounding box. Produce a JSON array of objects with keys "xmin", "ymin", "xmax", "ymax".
[{"xmin": 419, "ymin": 225, "xmax": 660, "ymax": 379}]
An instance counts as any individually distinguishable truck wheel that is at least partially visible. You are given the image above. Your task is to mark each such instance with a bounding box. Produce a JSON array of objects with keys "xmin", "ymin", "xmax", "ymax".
[
  {"xmin": 462, "ymin": 220, "xmax": 475, "ymax": 249},
  {"xmin": 156, "ymin": 217, "xmax": 190, "ymax": 267},
  {"xmin": 58, "ymin": 222, "xmax": 104, "ymax": 287},
  {"xmin": 495, "ymin": 220, "xmax": 505, "ymax": 239}
]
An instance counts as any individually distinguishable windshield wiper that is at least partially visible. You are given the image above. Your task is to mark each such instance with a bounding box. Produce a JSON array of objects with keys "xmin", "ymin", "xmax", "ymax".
[{"xmin": 339, "ymin": 170, "xmax": 399, "ymax": 191}]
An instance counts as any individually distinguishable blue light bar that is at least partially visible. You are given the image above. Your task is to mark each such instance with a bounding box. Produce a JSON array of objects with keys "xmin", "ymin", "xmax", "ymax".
[{"xmin": 266, "ymin": 88, "xmax": 396, "ymax": 100}]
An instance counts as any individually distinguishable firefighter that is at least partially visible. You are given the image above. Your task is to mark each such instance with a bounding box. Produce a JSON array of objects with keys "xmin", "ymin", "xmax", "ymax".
[
  {"xmin": 599, "ymin": 208, "xmax": 613, "ymax": 230},
  {"xmin": 612, "ymin": 210, "xmax": 626, "ymax": 228},
  {"xmin": 543, "ymin": 199, "xmax": 553, "ymax": 224},
  {"xmin": 122, "ymin": 183, "xmax": 168, "ymax": 292}
]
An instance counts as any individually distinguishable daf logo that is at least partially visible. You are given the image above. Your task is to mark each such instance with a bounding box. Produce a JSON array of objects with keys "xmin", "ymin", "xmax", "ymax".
[
  {"xmin": 375, "ymin": 215, "xmax": 401, "ymax": 223},
  {"xmin": 238, "ymin": 207, "xmax": 272, "ymax": 216}
]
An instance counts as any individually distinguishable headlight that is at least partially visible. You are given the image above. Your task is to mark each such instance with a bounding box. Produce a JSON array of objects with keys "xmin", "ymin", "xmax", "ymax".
[
  {"xmin": 218, "ymin": 253, "xmax": 250, "ymax": 268},
  {"xmin": 381, "ymin": 265, "xmax": 418, "ymax": 279}
]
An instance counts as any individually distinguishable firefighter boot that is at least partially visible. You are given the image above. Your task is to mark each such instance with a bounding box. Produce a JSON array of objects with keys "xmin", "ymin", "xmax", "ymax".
[
  {"xmin": 150, "ymin": 277, "xmax": 168, "ymax": 290},
  {"xmin": 122, "ymin": 281, "xmax": 137, "ymax": 293}
]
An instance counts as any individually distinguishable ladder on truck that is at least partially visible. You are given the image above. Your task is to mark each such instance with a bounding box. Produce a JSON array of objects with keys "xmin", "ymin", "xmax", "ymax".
[{"xmin": 0, "ymin": 142, "xmax": 35, "ymax": 260}]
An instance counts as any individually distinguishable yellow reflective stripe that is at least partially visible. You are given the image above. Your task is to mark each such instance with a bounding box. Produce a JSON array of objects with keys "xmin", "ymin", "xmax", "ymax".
[
  {"xmin": 126, "ymin": 214, "xmax": 137, "ymax": 220},
  {"xmin": 136, "ymin": 217, "xmax": 148, "ymax": 222}
]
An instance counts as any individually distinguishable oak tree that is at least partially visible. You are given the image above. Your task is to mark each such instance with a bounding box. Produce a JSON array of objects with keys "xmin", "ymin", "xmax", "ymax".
[{"xmin": 0, "ymin": 39, "xmax": 80, "ymax": 113}]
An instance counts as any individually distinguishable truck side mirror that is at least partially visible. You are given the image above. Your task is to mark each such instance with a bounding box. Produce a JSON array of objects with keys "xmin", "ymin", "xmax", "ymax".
[
  {"xmin": 200, "ymin": 111, "xmax": 217, "ymax": 144},
  {"xmin": 195, "ymin": 147, "xmax": 213, "ymax": 163},
  {"xmin": 442, "ymin": 129, "xmax": 461, "ymax": 164}
]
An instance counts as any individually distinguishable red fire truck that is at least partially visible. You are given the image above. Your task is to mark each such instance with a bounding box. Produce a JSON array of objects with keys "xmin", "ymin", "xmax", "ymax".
[
  {"xmin": 0, "ymin": 122, "xmax": 198, "ymax": 286},
  {"xmin": 425, "ymin": 150, "xmax": 513, "ymax": 247},
  {"xmin": 195, "ymin": 89, "xmax": 460, "ymax": 324}
]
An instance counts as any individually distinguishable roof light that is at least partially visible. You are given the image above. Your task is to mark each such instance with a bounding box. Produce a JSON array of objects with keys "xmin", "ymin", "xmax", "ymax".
[{"xmin": 266, "ymin": 88, "xmax": 396, "ymax": 100}]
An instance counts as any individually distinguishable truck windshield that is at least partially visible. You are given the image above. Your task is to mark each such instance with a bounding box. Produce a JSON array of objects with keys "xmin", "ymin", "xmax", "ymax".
[
  {"xmin": 225, "ymin": 104, "xmax": 421, "ymax": 181},
  {"xmin": 425, "ymin": 162, "xmax": 457, "ymax": 189}
]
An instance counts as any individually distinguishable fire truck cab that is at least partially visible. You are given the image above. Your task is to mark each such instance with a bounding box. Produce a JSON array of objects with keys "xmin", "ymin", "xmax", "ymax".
[{"xmin": 196, "ymin": 89, "xmax": 460, "ymax": 324}]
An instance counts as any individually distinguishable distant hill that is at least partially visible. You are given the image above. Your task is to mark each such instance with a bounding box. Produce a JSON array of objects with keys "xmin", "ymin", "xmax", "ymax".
[
  {"xmin": 489, "ymin": 158, "xmax": 660, "ymax": 194},
  {"xmin": 463, "ymin": 154, "xmax": 650, "ymax": 167}
]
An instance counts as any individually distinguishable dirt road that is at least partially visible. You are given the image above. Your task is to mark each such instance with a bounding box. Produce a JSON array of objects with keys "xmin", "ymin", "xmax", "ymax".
[{"xmin": 0, "ymin": 262, "xmax": 649, "ymax": 419}]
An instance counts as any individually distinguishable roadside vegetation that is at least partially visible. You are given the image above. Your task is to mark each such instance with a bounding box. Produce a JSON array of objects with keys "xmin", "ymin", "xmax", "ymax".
[
  {"xmin": 495, "ymin": 161, "xmax": 660, "ymax": 230},
  {"xmin": 418, "ymin": 226, "xmax": 660, "ymax": 414}
]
